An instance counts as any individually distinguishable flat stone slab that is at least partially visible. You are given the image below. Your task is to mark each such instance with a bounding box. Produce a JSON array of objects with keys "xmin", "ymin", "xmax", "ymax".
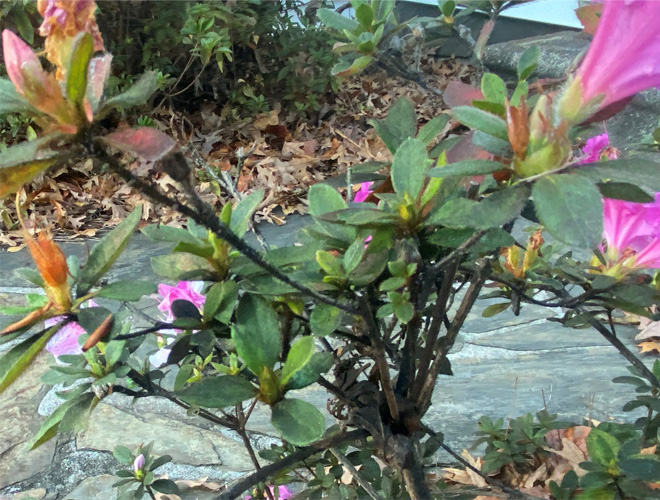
[
  {"xmin": 77, "ymin": 402, "xmax": 254, "ymax": 471},
  {"xmin": 0, "ymin": 353, "xmax": 56, "ymax": 490}
]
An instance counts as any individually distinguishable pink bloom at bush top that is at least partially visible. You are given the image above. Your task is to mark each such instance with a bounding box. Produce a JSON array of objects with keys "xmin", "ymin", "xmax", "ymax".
[
  {"xmin": 601, "ymin": 193, "xmax": 660, "ymax": 272},
  {"xmin": 44, "ymin": 300, "xmax": 98, "ymax": 357},
  {"xmin": 354, "ymin": 182, "xmax": 374, "ymax": 203},
  {"xmin": 150, "ymin": 281, "xmax": 205, "ymax": 368},
  {"xmin": 245, "ymin": 485, "xmax": 293, "ymax": 500},
  {"xmin": 571, "ymin": 0, "xmax": 660, "ymax": 112},
  {"xmin": 578, "ymin": 133, "xmax": 619, "ymax": 165}
]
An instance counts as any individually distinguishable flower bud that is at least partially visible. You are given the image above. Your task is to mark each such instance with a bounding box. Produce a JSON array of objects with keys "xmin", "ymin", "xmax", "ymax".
[
  {"xmin": 25, "ymin": 231, "xmax": 72, "ymax": 311},
  {"xmin": 133, "ymin": 454, "xmax": 145, "ymax": 475}
]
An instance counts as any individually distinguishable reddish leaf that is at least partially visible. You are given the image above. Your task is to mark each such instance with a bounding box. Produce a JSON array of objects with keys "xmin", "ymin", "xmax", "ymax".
[
  {"xmin": 443, "ymin": 81, "xmax": 483, "ymax": 109},
  {"xmin": 101, "ymin": 127, "xmax": 176, "ymax": 161}
]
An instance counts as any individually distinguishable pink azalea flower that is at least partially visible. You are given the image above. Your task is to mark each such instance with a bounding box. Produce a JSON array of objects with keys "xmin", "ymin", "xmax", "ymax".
[
  {"xmin": 578, "ymin": 133, "xmax": 619, "ymax": 165},
  {"xmin": 565, "ymin": 0, "xmax": 660, "ymax": 118},
  {"xmin": 44, "ymin": 300, "xmax": 98, "ymax": 358},
  {"xmin": 353, "ymin": 182, "xmax": 374, "ymax": 203},
  {"xmin": 156, "ymin": 281, "xmax": 205, "ymax": 322},
  {"xmin": 245, "ymin": 485, "xmax": 293, "ymax": 500},
  {"xmin": 601, "ymin": 193, "xmax": 660, "ymax": 272},
  {"xmin": 150, "ymin": 281, "xmax": 205, "ymax": 368}
]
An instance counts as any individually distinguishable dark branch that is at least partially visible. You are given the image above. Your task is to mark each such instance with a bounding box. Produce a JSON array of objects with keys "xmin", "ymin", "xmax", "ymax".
[
  {"xmin": 95, "ymin": 145, "xmax": 359, "ymax": 315},
  {"xmin": 217, "ymin": 430, "xmax": 369, "ymax": 500}
]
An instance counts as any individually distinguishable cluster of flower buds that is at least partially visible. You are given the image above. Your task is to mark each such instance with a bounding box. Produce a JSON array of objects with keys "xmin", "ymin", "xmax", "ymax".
[{"xmin": 1, "ymin": 0, "xmax": 110, "ymax": 134}]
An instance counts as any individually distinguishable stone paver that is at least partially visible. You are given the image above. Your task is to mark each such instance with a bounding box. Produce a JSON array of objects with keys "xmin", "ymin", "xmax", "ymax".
[
  {"xmin": 0, "ymin": 353, "xmax": 56, "ymax": 490},
  {"xmin": 77, "ymin": 402, "xmax": 253, "ymax": 471}
]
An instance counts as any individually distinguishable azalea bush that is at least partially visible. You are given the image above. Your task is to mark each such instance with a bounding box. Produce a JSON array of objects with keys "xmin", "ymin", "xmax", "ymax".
[{"xmin": 3, "ymin": 1, "xmax": 660, "ymax": 500}]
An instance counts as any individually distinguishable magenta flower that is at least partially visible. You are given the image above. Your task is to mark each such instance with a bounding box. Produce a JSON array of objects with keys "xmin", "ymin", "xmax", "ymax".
[
  {"xmin": 578, "ymin": 133, "xmax": 619, "ymax": 165},
  {"xmin": 156, "ymin": 281, "xmax": 205, "ymax": 322},
  {"xmin": 354, "ymin": 182, "xmax": 374, "ymax": 203},
  {"xmin": 245, "ymin": 485, "xmax": 293, "ymax": 500},
  {"xmin": 562, "ymin": 0, "xmax": 660, "ymax": 120},
  {"xmin": 44, "ymin": 300, "xmax": 98, "ymax": 358},
  {"xmin": 150, "ymin": 281, "xmax": 205, "ymax": 368},
  {"xmin": 600, "ymin": 193, "xmax": 660, "ymax": 274},
  {"xmin": 133, "ymin": 454, "xmax": 146, "ymax": 474}
]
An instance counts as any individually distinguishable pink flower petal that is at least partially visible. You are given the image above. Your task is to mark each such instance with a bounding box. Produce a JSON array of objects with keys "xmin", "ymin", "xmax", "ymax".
[{"xmin": 576, "ymin": 0, "xmax": 660, "ymax": 110}]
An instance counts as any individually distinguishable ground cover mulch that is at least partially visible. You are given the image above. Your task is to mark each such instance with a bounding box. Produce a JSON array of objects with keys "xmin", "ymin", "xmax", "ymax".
[{"xmin": 0, "ymin": 56, "xmax": 474, "ymax": 250}]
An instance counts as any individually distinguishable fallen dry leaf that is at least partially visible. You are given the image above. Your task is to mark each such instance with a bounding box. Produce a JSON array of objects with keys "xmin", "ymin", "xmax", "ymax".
[{"xmin": 639, "ymin": 341, "xmax": 660, "ymax": 354}]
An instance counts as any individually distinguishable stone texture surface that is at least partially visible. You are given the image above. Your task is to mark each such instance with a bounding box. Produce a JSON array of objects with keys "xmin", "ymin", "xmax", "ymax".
[
  {"xmin": 0, "ymin": 353, "xmax": 56, "ymax": 489},
  {"xmin": 77, "ymin": 402, "xmax": 253, "ymax": 471}
]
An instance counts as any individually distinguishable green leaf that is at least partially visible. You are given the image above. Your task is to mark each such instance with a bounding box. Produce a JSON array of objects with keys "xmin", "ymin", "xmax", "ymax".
[
  {"xmin": 0, "ymin": 78, "xmax": 33, "ymax": 115},
  {"xmin": 517, "ymin": 46, "xmax": 540, "ymax": 81},
  {"xmin": 417, "ymin": 115, "xmax": 449, "ymax": 146},
  {"xmin": 481, "ymin": 73, "xmax": 506, "ymax": 104},
  {"xmin": 577, "ymin": 158, "xmax": 660, "ymax": 193},
  {"xmin": 232, "ymin": 295, "xmax": 281, "ymax": 374},
  {"xmin": 428, "ymin": 186, "xmax": 529, "ymax": 229},
  {"xmin": 587, "ymin": 429, "xmax": 621, "ymax": 467},
  {"xmin": 619, "ymin": 456, "xmax": 660, "ymax": 481},
  {"xmin": 309, "ymin": 303, "xmax": 344, "ymax": 336},
  {"xmin": 355, "ymin": 3, "xmax": 374, "ymax": 28},
  {"xmin": 151, "ymin": 480, "xmax": 180, "ymax": 495},
  {"xmin": 317, "ymin": 8, "xmax": 360, "ymax": 32},
  {"xmin": 203, "ymin": 280, "xmax": 238, "ymax": 324},
  {"xmin": 482, "ymin": 302, "xmax": 510, "ymax": 317},
  {"xmin": 281, "ymin": 336, "xmax": 316, "ymax": 385},
  {"xmin": 271, "ymin": 398, "xmax": 325, "ymax": 446},
  {"xmin": 150, "ymin": 253, "xmax": 215, "ymax": 280},
  {"xmin": 100, "ymin": 71, "xmax": 158, "ymax": 115},
  {"xmin": 597, "ymin": 182, "xmax": 654, "ymax": 203},
  {"xmin": 331, "ymin": 55, "xmax": 374, "ymax": 77},
  {"xmin": 428, "ymin": 160, "xmax": 505, "ymax": 178},
  {"xmin": 77, "ymin": 207, "xmax": 143, "ymax": 295},
  {"xmin": 25, "ymin": 392, "xmax": 88, "ymax": 450},
  {"xmin": 574, "ymin": 488, "xmax": 615, "ymax": 500},
  {"xmin": 452, "ymin": 106, "xmax": 508, "ymax": 141},
  {"xmin": 285, "ymin": 352, "xmax": 332, "ymax": 391},
  {"xmin": 308, "ymin": 184, "xmax": 348, "ymax": 216},
  {"xmin": 141, "ymin": 224, "xmax": 202, "ymax": 245},
  {"xmin": 533, "ymin": 174, "xmax": 602, "ymax": 249},
  {"xmin": 370, "ymin": 98, "xmax": 418, "ymax": 153},
  {"xmin": 78, "ymin": 306, "xmax": 113, "ymax": 334},
  {"xmin": 96, "ymin": 281, "xmax": 158, "ymax": 301},
  {"xmin": 391, "ymin": 138, "xmax": 431, "ymax": 199},
  {"xmin": 0, "ymin": 325, "xmax": 59, "ymax": 395},
  {"xmin": 393, "ymin": 300, "xmax": 414, "ymax": 323},
  {"xmin": 66, "ymin": 33, "xmax": 94, "ymax": 106},
  {"xmin": 59, "ymin": 392, "xmax": 96, "ymax": 433},
  {"xmin": 229, "ymin": 190, "xmax": 264, "ymax": 237},
  {"xmin": 113, "ymin": 445, "xmax": 134, "ymax": 464},
  {"xmin": 105, "ymin": 340, "xmax": 126, "ymax": 366},
  {"xmin": 177, "ymin": 376, "xmax": 257, "ymax": 408}
]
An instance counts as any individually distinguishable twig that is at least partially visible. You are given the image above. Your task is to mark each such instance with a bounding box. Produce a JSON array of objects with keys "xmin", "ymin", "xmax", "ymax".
[
  {"xmin": 358, "ymin": 294, "xmax": 400, "ymax": 423},
  {"xmin": 114, "ymin": 322, "xmax": 173, "ymax": 340},
  {"xmin": 216, "ymin": 430, "xmax": 369, "ymax": 500},
  {"xmin": 95, "ymin": 146, "xmax": 359, "ymax": 315},
  {"xmin": 436, "ymin": 436, "xmax": 546, "ymax": 500},
  {"xmin": 330, "ymin": 448, "xmax": 384, "ymax": 500},
  {"xmin": 417, "ymin": 259, "xmax": 490, "ymax": 413}
]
